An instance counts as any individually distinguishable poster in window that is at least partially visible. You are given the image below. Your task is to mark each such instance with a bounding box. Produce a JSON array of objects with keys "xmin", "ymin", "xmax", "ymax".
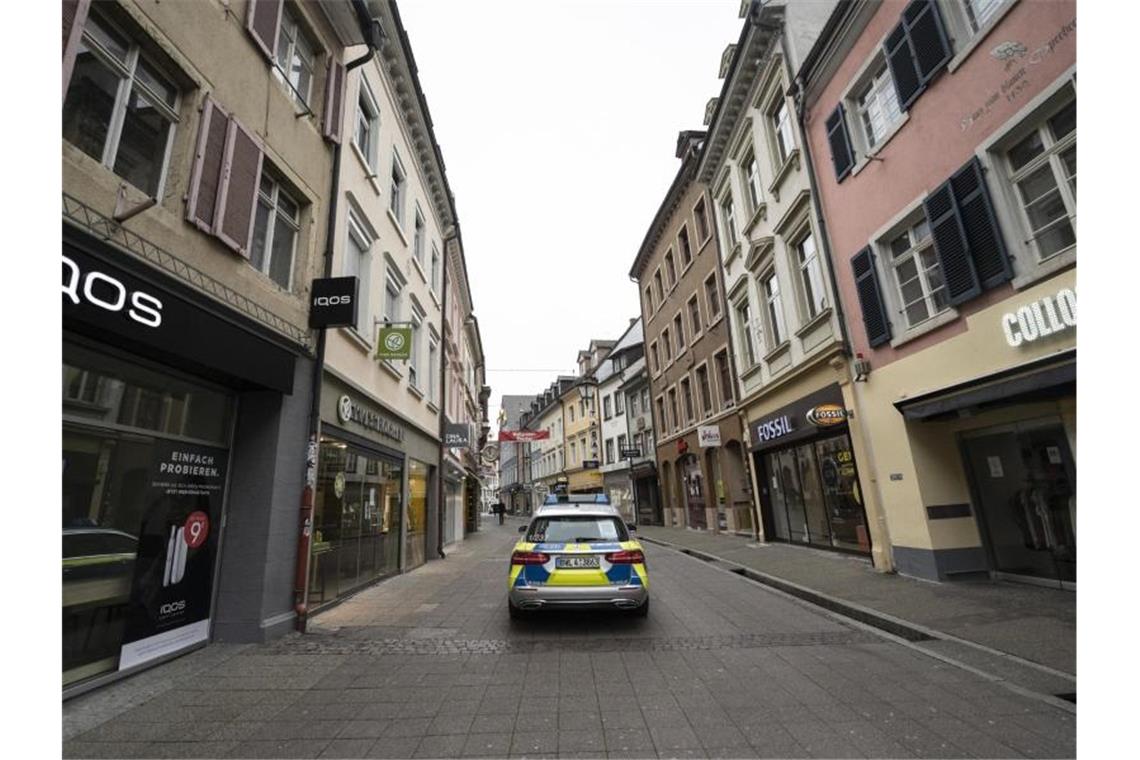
[{"xmin": 118, "ymin": 441, "xmax": 228, "ymax": 671}]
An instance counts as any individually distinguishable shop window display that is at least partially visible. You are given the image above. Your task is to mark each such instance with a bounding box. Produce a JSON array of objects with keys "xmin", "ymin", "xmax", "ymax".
[{"xmin": 406, "ymin": 461, "xmax": 429, "ymax": 569}]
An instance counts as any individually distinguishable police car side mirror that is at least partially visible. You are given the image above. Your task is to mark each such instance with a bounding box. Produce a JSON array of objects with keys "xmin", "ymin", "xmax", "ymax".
[
  {"xmin": 518, "ymin": 525, "xmax": 527, "ymax": 533},
  {"xmin": 626, "ymin": 523, "xmax": 637, "ymax": 532}
]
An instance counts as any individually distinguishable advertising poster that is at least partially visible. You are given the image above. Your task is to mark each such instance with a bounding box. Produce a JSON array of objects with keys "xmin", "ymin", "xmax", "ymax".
[{"xmin": 118, "ymin": 441, "xmax": 228, "ymax": 670}]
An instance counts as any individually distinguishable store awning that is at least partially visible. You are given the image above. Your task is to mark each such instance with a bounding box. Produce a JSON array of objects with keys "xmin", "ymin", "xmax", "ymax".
[{"xmin": 894, "ymin": 349, "xmax": 1075, "ymax": 422}]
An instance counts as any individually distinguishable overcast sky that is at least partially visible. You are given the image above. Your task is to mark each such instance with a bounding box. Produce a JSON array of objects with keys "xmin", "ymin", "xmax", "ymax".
[{"xmin": 396, "ymin": 1, "xmax": 745, "ymax": 431}]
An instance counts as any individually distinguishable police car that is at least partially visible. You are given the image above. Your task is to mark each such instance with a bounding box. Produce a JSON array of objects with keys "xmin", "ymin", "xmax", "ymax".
[{"xmin": 508, "ymin": 494, "xmax": 649, "ymax": 618}]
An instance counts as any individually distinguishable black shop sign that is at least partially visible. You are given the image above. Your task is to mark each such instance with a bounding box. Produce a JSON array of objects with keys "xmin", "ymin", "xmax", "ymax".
[
  {"xmin": 309, "ymin": 276, "xmax": 359, "ymax": 328},
  {"xmin": 749, "ymin": 384, "xmax": 848, "ymax": 451}
]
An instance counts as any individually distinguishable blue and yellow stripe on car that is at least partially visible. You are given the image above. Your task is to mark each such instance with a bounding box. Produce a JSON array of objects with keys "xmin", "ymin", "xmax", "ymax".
[{"xmin": 509, "ymin": 540, "xmax": 648, "ymax": 590}]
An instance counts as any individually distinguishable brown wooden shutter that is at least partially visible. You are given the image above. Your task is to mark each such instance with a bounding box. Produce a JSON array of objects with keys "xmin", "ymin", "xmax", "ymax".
[
  {"xmin": 322, "ymin": 57, "xmax": 347, "ymax": 143},
  {"xmin": 246, "ymin": 0, "xmax": 283, "ymax": 61},
  {"xmin": 216, "ymin": 121, "xmax": 264, "ymax": 258},
  {"xmin": 62, "ymin": 0, "xmax": 91, "ymax": 97},
  {"xmin": 186, "ymin": 98, "xmax": 230, "ymax": 234},
  {"xmin": 851, "ymin": 246, "xmax": 892, "ymax": 348}
]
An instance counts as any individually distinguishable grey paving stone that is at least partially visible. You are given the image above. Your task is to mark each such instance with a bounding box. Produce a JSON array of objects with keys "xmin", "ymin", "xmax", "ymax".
[
  {"xmin": 226, "ymin": 739, "xmax": 333, "ymax": 758},
  {"xmin": 692, "ymin": 724, "xmax": 750, "ymax": 750},
  {"xmin": 560, "ymin": 710, "xmax": 603, "ymax": 731},
  {"xmin": 605, "ymin": 727, "xmax": 655, "ymax": 752},
  {"xmin": 63, "ymin": 741, "xmax": 155, "ymax": 759},
  {"xmin": 461, "ymin": 732, "xmax": 514, "ymax": 757},
  {"xmin": 414, "ymin": 733, "xmax": 467, "ymax": 758},
  {"xmin": 320, "ymin": 738, "xmax": 378, "ymax": 758},
  {"xmin": 338, "ymin": 720, "xmax": 391, "ymax": 739},
  {"xmin": 517, "ymin": 712, "xmax": 559, "ymax": 734},
  {"xmin": 512, "ymin": 731, "xmax": 560, "ymax": 755},
  {"xmin": 139, "ymin": 741, "xmax": 242, "ymax": 758},
  {"xmin": 649, "ymin": 725, "xmax": 702, "ymax": 751},
  {"xmin": 469, "ymin": 713, "xmax": 514, "ymax": 734},
  {"xmin": 781, "ymin": 720, "xmax": 868, "ymax": 759},
  {"xmin": 427, "ymin": 712, "xmax": 476, "ymax": 735},
  {"xmin": 366, "ymin": 737, "xmax": 423, "ymax": 759},
  {"xmin": 558, "ymin": 729, "xmax": 605, "ymax": 753},
  {"xmin": 602, "ymin": 711, "xmax": 648, "ymax": 730},
  {"xmin": 383, "ymin": 717, "xmax": 432, "ymax": 738}
]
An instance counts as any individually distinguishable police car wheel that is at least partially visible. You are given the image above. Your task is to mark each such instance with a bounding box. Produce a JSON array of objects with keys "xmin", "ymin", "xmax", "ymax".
[{"xmin": 632, "ymin": 598, "xmax": 650, "ymax": 617}]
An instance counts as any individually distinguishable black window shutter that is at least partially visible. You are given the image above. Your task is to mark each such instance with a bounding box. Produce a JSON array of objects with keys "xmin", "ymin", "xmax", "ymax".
[
  {"xmin": 852, "ymin": 247, "xmax": 891, "ymax": 348},
  {"xmin": 924, "ymin": 180, "xmax": 981, "ymax": 305},
  {"xmin": 950, "ymin": 158, "xmax": 1012, "ymax": 289},
  {"xmin": 904, "ymin": 0, "xmax": 953, "ymax": 86},
  {"xmin": 884, "ymin": 23, "xmax": 922, "ymax": 111},
  {"xmin": 825, "ymin": 103, "xmax": 855, "ymax": 182}
]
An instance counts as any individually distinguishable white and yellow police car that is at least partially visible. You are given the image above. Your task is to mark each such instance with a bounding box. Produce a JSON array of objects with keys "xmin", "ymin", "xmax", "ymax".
[{"xmin": 508, "ymin": 495, "xmax": 649, "ymax": 618}]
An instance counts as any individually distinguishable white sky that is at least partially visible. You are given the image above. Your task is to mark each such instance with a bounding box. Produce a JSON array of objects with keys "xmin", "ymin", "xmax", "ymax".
[{"xmin": 396, "ymin": 0, "xmax": 745, "ymax": 431}]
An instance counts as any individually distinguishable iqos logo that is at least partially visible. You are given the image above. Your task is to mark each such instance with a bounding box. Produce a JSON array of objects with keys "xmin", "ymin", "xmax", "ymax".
[
  {"xmin": 314, "ymin": 295, "xmax": 352, "ymax": 307},
  {"xmin": 62, "ymin": 255, "xmax": 163, "ymax": 328},
  {"xmin": 159, "ymin": 600, "xmax": 186, "ymax": 615}
]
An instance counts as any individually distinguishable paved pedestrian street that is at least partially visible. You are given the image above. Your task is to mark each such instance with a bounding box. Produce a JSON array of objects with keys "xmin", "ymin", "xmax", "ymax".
[{"xmin": 63, "ymin": 522, "xmax": 1075, "ymax": 759}]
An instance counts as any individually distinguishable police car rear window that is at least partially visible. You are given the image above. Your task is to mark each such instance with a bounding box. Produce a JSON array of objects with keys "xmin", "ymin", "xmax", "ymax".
[{"xmin": 527, "ymin": 516, "xmax": 628, "ymax": 544}]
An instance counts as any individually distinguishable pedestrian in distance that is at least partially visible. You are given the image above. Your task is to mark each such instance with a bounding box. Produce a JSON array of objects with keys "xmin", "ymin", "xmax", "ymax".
[{"xmin": 493, "ymin": 500, "xmax": 506, "ymax": 525}]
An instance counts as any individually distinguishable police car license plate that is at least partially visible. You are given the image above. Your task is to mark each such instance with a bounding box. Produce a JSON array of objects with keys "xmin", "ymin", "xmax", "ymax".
[{"xmin": 556, "ymin": 555, "xmax": 600, "ymax": 569}]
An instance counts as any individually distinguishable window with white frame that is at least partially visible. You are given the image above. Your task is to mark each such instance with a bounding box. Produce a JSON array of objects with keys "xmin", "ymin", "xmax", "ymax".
[
  {"xmin": 694, "ymin": 196, "xmax": 711, "ymax": 243},
  {"xmin": 715, "ymin": 350, "xmax": 734, "ymax": 405},
  {"xmin": 273, "ymin": 5, "xmax": 315, "ymax": 108},
  {"xmin": 705, "ymin": 273, "xmax": 722, "ymax": 321},
  {"xmin": 614, "ymin": 392, "xmax": 624, "ymax": 415},
  {"xmin": 887, "ymin": 217, "xmax": 949, "ymax": 330},
  {"xmin": 650, "ymin": 341, "xmax": 660, "ymax": 374},
  {"xmin": 856, "ymin": 62, "xmax": 903, "ymax": 149},
  {"xmin": 678, "ymin": 225, "xmax": 693, "ymax": 268},
  {"xmin": 665, "ymin": 251, "xmax": 677, "ymax": 289},
  {"xmin": 413, "ymin": 208, "xmax": 426, "ymax": 267},
  {"xmin": 735, "ymin": 300, "xmax": 757, "ymax": 367},
  {"xmin": 680, "ymin": 378, "xmax": 694, "ymax": 424},
  {"xmin": 343, "ymin": 214, "xmax": 372, "ymax": 334},
  {"xmin": 720, "ymin": 194, "xmax": 738, "ymax": 249},
  {"xmin": 644, "ymin": 286, "xmax": 655, "ymax": 316},
  {"xmin": 62, "ymin": 11, "xmax": 179, "ymax": 197},
  {"xmin": 383, "ymin": 269, "xmax": 403, "ymax": 328},
  {"xmin": 742, "ymin": 147, "xmax": 762, "ymax": 212},
  {"xmin": 430, "ymin": 243, "xmax": 441, "ymax": 293},
  {"xmin": 762, "ymin": 271, "xmax": 787, "ymax": 347},
  {"xmin": 771, "ymin": 94, "xmax": 796, "ymax": 165},
  {"xmin": 617, "ymin": 434, "xmax": 627, "ymax": 456},
  {"xmin": 629, "ymin": 391, "xmax": 640, "ymax": 417},
  {"xmin": 1003, "ymin": 98, "xmax": 1076, "ymax": 262},
  {"xmin": 653, "ymin": 270, "xmax": 664, "ymax": 303},
  {"xmin": 964, "ymin": 0, "xmax": 1005, "ymax": 31},
  {"xmin": 603, "ymin": 395, "xmax": 613, "ymax": 420},
  {"xmin": 250, "ymin": 172, "xmax": 300, "ymax": 290},
  {"xmin": 688, "ymin": 295, "xmax": 702, "ymax": 339},
  {"xmin": 408, "ymin": 302, "xmax": 425, "ymax": 389},
  {"xmin": 662, "ymin": 328, "xmax": 672, "ymax": 362},
  {"xmin": 656, "ymin": 396, "xmax": 667, "ymax": 431},
  {"xmin": 673, "ymin": 314, "xmax": 685, "ymax": 353},
  {"xmin": 642, "ymin": 388, "xmax": 650, "ymax": 416},
  {"xmin": 389, "ymin": 151, "xmax": 406, "ymax": 226},
  {"xmin": 428, "ymin": 333, "xmax": 440, "ymax": 404},
  {"xmin": 794, "ymin": 231, "xmax": 828, "ymax": 319},
  {"xmin": 696, "ymin": 364, "xmax": 713, "ymax": 416},
  {"xmin": 605, "ymin": 438, "xmax": 615, "ymax": 465},
  {"xmin": 353, "ymin": 79, "xmax": 379, "ymax": 169},
  {"xmin": 667, "ymin": 389, "xmax": 679, "ymax": 431}
]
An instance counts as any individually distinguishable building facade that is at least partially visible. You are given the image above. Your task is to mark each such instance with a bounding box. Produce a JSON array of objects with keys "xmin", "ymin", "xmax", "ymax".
[
  {"xmin": 497, "ymin": 394, "xmax": 537, "ymax": 513},
  {"xmin": 62, "ymin": 0, "xmax": 366, "ymax": 694},
  {"xmin": 522, "ymin": 378, "xmax": 575, "ymax": 502},
  {"xmin": 597, "ymin": 321, "xmax": 644, "ymax": 521},
  {"xmin": 619, "ymin": 348, "xmax": 662, "ymax": 525},
  {"xmin": 800, "ymin": 0, "xmax": 1076, "ymax": 585},
  {"xmin": 701, "ymin": 0, "xmax": 888, "ymax": 562},
  {"xmin": 631, "ymin": 131, "xmax": 749, "ymax": 533}
]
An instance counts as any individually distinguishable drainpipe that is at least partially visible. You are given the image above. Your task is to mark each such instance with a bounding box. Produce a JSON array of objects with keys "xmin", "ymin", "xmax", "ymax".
[
  {"xmin": 293, "ymin": 17, "xmax": 380, "ymax": 633},
  {"xmin": 437, "ymin": 226, "xmax": 458, "ymax": 559}
]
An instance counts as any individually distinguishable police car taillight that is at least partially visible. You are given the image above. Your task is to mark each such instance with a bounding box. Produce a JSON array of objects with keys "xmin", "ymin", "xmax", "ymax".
[
  {"xmin": 604, "ymin": 550, "xmax": 644, "ymax": 564},
  {"xmin": 511, "ymin": 551, "xmax": 550, "ymax": 565}
]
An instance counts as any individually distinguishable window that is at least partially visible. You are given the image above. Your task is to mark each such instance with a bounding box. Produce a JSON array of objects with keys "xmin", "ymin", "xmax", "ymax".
[
  {"xmin": 673, "ymin": 314, "xmax": 685, "ymax": 352},
  {"xmin": 614, "ymin": 393, "xmax": 624, "ymax": 416},
  {"xmin": 856, "ymin": 63, "xmax": 903, "ymax": 148},
  {"xmin": 603, "ymin": 395, "xmax": 613, "ymax": 420},
  {"xmin": 678, "ymin": 226, "xmax": 693, "ymax": 268},
  {"xmin": 629, "ymin": 391, "xmax": 640, "ymax": 417},
  {"xmin": 742, "ymin": 147, "xmax": 762, "ymax": 211},
  {"xmin": 413, "ymin": 210, "xmax": 426, "ymax": 267},
  {"xmin": 1004, "ymin": 99, "xmax": 1076, "ymax": 262},
  {"xmin": 705, "ymin": 274, "xmax": 722, "ymax": 321},
  {"xmin": 389, "ymin": 151, "xmax": 406, "ymax": 226},
  {"xmin": 617, "ymin": 434, "xmax": 627, "ymax": 456},
  {"xmin": 667, "ymin": 389, "xmax": 679, "ymax": 431},
  {"xmin": 569, "ymin": 404, "xmax": 575, "ymax": 422},
  {"xmin": 430, "ymin": 243, "xmax": 441, "ymax": 293},
  {"xmin": 665, "ymin": 252, "xmax": 677, "ymax": 288},
  {"xmin": 642, "ymin": 389, "xmax": 650, "ymax": 416},
  {"xmin": 696, "ymin": 365, "xmax": 713, "ymax": 416},
  {"xmin": 408, "ymin": 306, "xmax": 424, "ymax": 389},
  {"xmin": 688, "ymin": 295, "xmax": 702, "ymax": 338},
  {"xmin": 570, "ymin": 441, "xmax": 577, "ymax": 463},
  {"xmin": 343, "ymin": 214, "xmax": 372, "ymax": 334},
  {"xmin": 656, "ymin": 397, "xmax": 667, "ymax": 430},
  {"xmin": 694, "ymin": 196, "xmax": 711, "ymax": 243},
  {"xmin": 680, "ymin": 378, "xmax": 694, "ymax": 424},
  {"xmin": 645, "ymin": 286, "xmax": 655, "ymax": 315},
  {"xmin": 762, "ymin": 272, "xmax": 787, "ymax": 347},
  {"xmin": 720, "ymin": 195, "xmax": 738, "ymax": 249},
  {"xmin": 428, "ymin": 335, "xmax": 439, "ymax": 404},
  {"xmin": 771, "ymin": 95, "xmax": 796, "ymax": 164},
  {"xmin": 605, "ymin": 438, "xmax": 615, "ymax": 465},
  {"xmin": 715, "ymin": 351, "xmax": 734, "ymax": 405},
  {"xmin": 662, "ymin": 328, "xmax": 672, "ymax": 362},
  {"xmin": 795, "ymin": 231, "xmax": 828, "ymax": 319},
  {"xmin": 735, "ymin": 300, "xmax": 757, "ymax": 367},
  {"xmin": 63, "ymin": 11, "xmax": 179, "ymax": 197},
  {"xmin": 353, "ymin": 79, "xmax": 379, "ymax": 169},
  {"xmin": 889, "ymin": 218, "xmax": 948, "ymax": 328},
  {"xmin": 653, "ymin": 270, "xmax": 664, "ymax": 303},
  {"xmin": 274, "ymin": 6, "xmax": 316, "ymax": 107},
  {"xmin": 650, "ymin": 341, "xmax": 660, "ymax": 374},
  {"xmin": 383, "ymin": 270, "xmax": 403, "ymax": 327},
  {"xmin": 964, "ymin": 0, "xmax": 1004, "ymax": 31},
  {"xmin": 250, "ymin": 173, "xmax": 300, "ymax": 290},
  {"xmin": 580, "ymin": 400, "xmax": 586, "ymax": 418}
]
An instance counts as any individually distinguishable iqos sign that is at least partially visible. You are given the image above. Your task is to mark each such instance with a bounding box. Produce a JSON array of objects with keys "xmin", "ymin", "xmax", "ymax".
[
  {"xmin": 62, "ymin": 254, "xmax": 163, "ymax": 328},
  {"xmin": 1001, "ymin": 288, "xmax": 1076, "ymax": 347}
]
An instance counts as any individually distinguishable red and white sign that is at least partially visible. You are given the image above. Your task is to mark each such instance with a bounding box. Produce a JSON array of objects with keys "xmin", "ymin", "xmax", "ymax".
[{"xmin": 498, "ymin": 430, "xmax": 550, "ymax": 442}]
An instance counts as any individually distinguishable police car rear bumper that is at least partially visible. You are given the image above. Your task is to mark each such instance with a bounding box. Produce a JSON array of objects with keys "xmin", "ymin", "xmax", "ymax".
[{"xmin": 509, "ymin": 584, "xmax": 648, "ymax": 610}]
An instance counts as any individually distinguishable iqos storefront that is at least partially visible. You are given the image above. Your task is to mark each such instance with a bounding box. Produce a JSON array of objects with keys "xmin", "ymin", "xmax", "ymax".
[{"xmin": 310, "ymin": 373, "xmax": 439, "ymax": 609}]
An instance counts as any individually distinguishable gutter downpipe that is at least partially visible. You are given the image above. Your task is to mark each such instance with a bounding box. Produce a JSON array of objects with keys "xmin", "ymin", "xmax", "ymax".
[
  {"xmin": 293, "ymin": 21, "xmax": 378, "ymax": 633},
  {"xmin": 786, "ymin": 31, "xmax": 894, "ymax": 572},
  {"xmin": 437, "ymin": 226, "xmax": 457, "ymax": 559}
]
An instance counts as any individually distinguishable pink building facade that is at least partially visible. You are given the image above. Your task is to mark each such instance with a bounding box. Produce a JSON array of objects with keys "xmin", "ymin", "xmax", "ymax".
[{"xmin": 799, "ymin": 0, "xmax": 1076, "ymax": 585}]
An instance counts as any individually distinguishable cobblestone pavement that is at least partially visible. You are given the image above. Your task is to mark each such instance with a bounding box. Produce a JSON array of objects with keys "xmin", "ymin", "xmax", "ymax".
[{"xmin": 63, "ymin": 522, "xmax": 1075, "ymax": 759}]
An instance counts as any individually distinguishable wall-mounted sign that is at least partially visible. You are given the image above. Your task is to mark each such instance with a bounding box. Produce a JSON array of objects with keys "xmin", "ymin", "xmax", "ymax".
[
  {"xmin": 755, "ymin": 415, "xmax": 794, "ymax": 443},
  {"xmin": 375, "ymin": 326, "xmax": 413, "ymax": 360},
  {"xmin": 444, "ymin": 422, "xmax": 470, "ymax": 448},
  {"xmin": 620, "ymin": 447, "xmax": 642, "ymax": 459},
  {"xmin": 308, "ymin": 276, "xmax": 358, "ymax": 328},
  {"xmin": 582, "ymin": 459, "xmax": 600, "ymax": 469},
  {"xmin": 1001, "ymin": 288, "xmax": 1076, "ymax": 347},
  {"xmin": 498, "ymin": 429, "xmax": 550, "ymax": 442},
  {"xmin": 806, "ymin": 404, "xmax": 848, "ymax": 427},
  {"xmin": 336, "ymin": 394, "xmax": 405, "ymax": 442},
  {"xmin": 698, "ymin": 426, "xmax": 722, "ymax": 448}
]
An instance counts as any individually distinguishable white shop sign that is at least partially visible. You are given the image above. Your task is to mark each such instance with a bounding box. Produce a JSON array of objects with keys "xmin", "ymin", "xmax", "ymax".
[
  {"xmin": 1000, "ymin": 288, "xmax": 1076, "ymax": 348},
  {"xmin": 697, "ymin": 425, "xmax": 722, "ymax": 448}
]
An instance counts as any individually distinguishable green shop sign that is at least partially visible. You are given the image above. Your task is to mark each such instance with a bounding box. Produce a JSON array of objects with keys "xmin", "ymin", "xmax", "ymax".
[{"xmin": 375, "ymin": 326, "xmax": 412, "ymax": 360}]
